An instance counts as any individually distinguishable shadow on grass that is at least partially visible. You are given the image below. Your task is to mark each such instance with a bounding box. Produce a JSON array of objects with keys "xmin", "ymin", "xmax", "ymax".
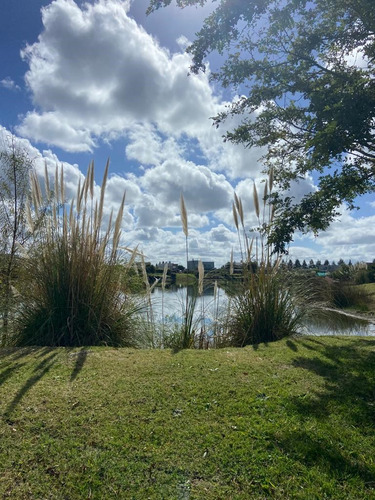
[
  {"xmin": 288, "ymin": 337, "xmax": 375, "ymax": 426},
  {"xmin": 272, "ymin": 338, "xmax": 375, "ymax": 487},
  {"xmin": 0, "ymin": 347, "xmax": 56, "ymax": 389},
  {"xmin": 275, "ymin": 430, "xmax": 375, "ymax": 486},
  {"xmin": 4, "ymin": 352, "xmax": 58, "ymax": 417},
  {"xmin": 289, "ymin": 339, "xmax": 375, "ymax": 425},
  {"xmin": 286, "ymin": 339, "xmax": 298, "ymax": 351},
  {"xmin": 69, "ymin": 347, "xmax": 89, "ymax": 382},
  {"xmin": 0, "ymin": 363, "xmax": 26, "ymax": 387},
  {"xmin": 251, "ymin": 341, "xmax": 270, "ymax": 350},
  {"xmin": 0, "ymin": 346, "xmax": 51, "ymax": 361}
]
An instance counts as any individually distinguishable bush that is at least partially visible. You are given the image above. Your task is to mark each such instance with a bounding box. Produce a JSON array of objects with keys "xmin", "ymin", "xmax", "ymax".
[{"xmin": 331, "ymin": 282, "xmax": 370, "ymax": 311}]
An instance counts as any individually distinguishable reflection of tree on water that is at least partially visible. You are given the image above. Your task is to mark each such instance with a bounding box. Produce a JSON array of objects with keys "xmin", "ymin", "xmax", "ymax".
[
  {"xmin": 149, "ymin": 286, "xmax": 375, "ymax": 337},
  {"xmin": 305, "ymin": 308, "xmax": 375, "ymax": 336}
]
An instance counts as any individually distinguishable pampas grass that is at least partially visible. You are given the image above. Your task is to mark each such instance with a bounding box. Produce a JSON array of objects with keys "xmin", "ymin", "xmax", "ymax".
[
  {"xmin": 180, "ymin": 193, "xmax": 188, "ymax": 268},
  {"xmin": 15, "ymin": 162, "xmax": 139, "ymax": 347},
  {"xmin": 229, "ymin": 170, "xmax": 305, "ymax": 346}
]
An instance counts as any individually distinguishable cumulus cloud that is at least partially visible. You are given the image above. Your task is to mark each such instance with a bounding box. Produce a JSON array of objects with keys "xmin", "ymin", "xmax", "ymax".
[
  {"xmin": 140, "ymin": 159, "xmax": 233, "ymax": 213},
  {"xmin": 3, "ymin": 121, "xmax": 374, "ymax": 267},
  {"xmin": 19, "ymin": 112, "xmax": 96, "ymax": 152},
  {"xmin": 317, "ymin": 210, "xmax": 375, "ymax": 247},
  {"xmin": 0, "ymin": 77, "xmax": 20, "ymax": 91},
  {"xmin": 0, "ymin": 126, "xmax": 233, "ymax": 264},
  {"xmin": 3, "ymin": 0, "xmax": 373, "ymax": 266},
  {"xmin": 124, "ymin": 124, "xmax": 184, "ymax": 165},
  {"xmin": 16, "ymin": 0, "xmax": 265, "ymax": 179},
  {"xmin": 287, "ymin": 208, "xmax": 375, "ymax": 263},
  {"xmin": 17, "ymin": 0, "xmax": 221, "ymax": 151}
]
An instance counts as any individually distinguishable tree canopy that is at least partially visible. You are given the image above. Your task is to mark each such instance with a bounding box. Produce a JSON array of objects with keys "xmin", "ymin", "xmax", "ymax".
[{"xmin": 148, "ymin": 0, "xmax": 375, "ymax": 252}]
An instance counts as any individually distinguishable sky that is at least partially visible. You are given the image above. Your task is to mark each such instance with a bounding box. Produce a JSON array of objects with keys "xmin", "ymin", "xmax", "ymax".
[{"xmin": 0, "ymin": 0, "xmax": 374, "ymax": 267}]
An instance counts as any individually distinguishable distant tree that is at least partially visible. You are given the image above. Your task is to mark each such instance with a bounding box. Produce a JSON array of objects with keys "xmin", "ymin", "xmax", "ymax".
[
  {"xmin": 294, "ymin": 259, "xmax": 301, "ymax": 269},
  {"xmin": 302, "ymin": 260, "xmax": 308, "ymax": 269},
  {"xmin": 316, "ymin": 260, "xmax": 322, "ymax": 268},
  {"xmin": 368, "ymin": 262, "xmax": 375, "ymax": 283},
  {"xmin": 331, "ymin": 263, "xmax": 352, "ymax": 281},
  {"xmin": 0, "ymin": 133, "xmax": 33, "ymax": 343},
  {"xmin": 309, "ymin": 259, "xmax": 315, "ymax": 269},
  {"xmin": 145, "ymin": 263, "xmax": 156, "ymax": 274},
  {"xmin": 324, "ymin": 260, "xmax": 330, "ymax": 267},
  {"xmin": 279, "ymin": 259, "xmax": 287, "ymax": 270},
  {"xmin": 338, "ymin": 258, "xmax": 345, "ymax": 266},
  {"xmin": 287, "ymin": 259, "xmax": 293, "ymax": 269}
]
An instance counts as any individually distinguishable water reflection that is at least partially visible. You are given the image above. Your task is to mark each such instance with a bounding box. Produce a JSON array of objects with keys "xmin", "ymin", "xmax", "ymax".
[
  {"xmin": 148, "ymin": 286, "xmax": 375, "ymax": 336},
  {"xmin": 303, "ymin": 308, "xmax": 375, "ymax": 336}
]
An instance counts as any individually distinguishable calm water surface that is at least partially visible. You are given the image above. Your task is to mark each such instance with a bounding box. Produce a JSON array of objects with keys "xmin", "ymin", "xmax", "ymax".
[{"xmin": 148, "ymin": 286, "xmax": 375, "ymax": 337}]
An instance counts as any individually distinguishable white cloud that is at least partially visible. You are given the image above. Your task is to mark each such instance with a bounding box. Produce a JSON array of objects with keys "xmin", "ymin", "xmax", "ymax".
[
  {"xmin": 288, "ymin": 208, "xmax": 375, "ymax": 263},
  {"xmin": 3, "ymin": 0, "xmax": 373, "ymax": 267},
  {"xmin": 124, "ymin": 124, "xmax": 184, "ymax": 165},
  {"xmin": 19, "ymin": 112, "xmax": 96, "ymax": 152},
  {"xmin": 0, "ymin": 77, "xmax": 20, "ymax": 91},
  {"xmin": 16, "ymin": 0, "xmax": 266, "ymax": 179},
  {"xmin": 140, "ymin": 159, "xmax": 233, "ymax": 213},
  {"xmin": 317, "ymin": 210, "xmax": 375, "ymax": 247},
  {"xmin": 17, "ymin": 0, "xmax": 221, "ymax": 152}
]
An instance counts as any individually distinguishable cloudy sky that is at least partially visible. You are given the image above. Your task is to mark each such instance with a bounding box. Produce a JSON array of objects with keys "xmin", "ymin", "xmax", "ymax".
[{"xmin": 1, "ymin": 0, "xmax": 374, "ymax": 266}]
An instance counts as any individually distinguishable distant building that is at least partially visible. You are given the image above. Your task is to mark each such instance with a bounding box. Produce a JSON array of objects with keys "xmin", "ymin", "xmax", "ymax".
[
  {"xmin": 187, "ymin": 259, "xmax": 215, "ymax": 272},
  {"xmin": 155, "ymin": 261, "xmax": 180, "ymax": 272}
]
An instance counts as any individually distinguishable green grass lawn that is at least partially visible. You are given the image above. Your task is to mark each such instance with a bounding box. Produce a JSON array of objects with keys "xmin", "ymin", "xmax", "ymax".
[
  {"xmin": 1, "ymin": 337, "xmax": 375, "ymax": 499},
  {"xmin": 359, "ymin": 283, "xmax": 375, "ymax": 314}
]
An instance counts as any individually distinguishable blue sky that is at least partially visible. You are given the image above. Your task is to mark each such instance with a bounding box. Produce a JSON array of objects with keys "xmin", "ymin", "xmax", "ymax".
[{"xmin": 1, "ymin": 0, "xmax": 374, "ymax": 266}]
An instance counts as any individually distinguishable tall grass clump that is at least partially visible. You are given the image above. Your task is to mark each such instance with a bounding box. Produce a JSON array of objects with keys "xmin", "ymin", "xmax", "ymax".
[
  {"xmin": 229, "ymin": 171, "xmax": 306, "ymax": 346},
  {"xmin": 162, "ymin": 194, "xmax": 202, "ymax": 350},
  {"xmin": 15, "ymin": 161, "xmax": 139, "ymax": 347},
  {"xmin": 230, "ymin": 263, "xmax": 305, "ymax": 346},
  {"xmin": 178, "ymin": 194, "xmax": 198, "ymax": 348},
  {"xmin": 329, "ymin": 280, "xmax": 370, "ymax": 311}
]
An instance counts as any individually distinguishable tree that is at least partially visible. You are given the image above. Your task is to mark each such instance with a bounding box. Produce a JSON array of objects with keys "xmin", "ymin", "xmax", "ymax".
[
  {"xmin": 294, "ymin": 259, "xmax": 301, "ymax": 269},
  {"xmin": 148, "ymin": 0, "xmax": 375, "ymax": 252},
  {"xmin": 0, "ymin": 133, "xmax": 33, "ymax": 343}
]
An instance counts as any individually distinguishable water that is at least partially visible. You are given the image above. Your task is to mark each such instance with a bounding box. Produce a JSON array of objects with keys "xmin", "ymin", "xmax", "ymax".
[
  {"xmin": 147, "ymin": 286, "xmax": 375, "ymax": 337},
  {"xmin": 147, "ymin": 285, "xmax": 228, "ymax": 335},
  {"xmin": 302, "ymin": 308, "xmax": 375, "ymax": 336}
]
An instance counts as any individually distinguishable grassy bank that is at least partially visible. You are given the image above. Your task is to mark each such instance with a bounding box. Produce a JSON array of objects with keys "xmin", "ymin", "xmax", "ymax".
[
  {"xmin": 1, "ymin": 337, "xmax": 375, "ymax": 499},
  {"xmin": 358, "ymin": 283, "xmax": 375, "ymax": 314}
]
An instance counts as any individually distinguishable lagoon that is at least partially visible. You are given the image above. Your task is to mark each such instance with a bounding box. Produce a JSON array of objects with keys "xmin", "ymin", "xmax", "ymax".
[{"xmin": 147, "ymin": 285, "xmax": 375, "ymax": 337}]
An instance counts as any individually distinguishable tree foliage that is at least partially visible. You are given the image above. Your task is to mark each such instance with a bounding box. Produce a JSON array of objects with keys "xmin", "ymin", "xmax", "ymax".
[{"xmin": 148, "ymin": 0, "xmax": 375, "ymax": 251}]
